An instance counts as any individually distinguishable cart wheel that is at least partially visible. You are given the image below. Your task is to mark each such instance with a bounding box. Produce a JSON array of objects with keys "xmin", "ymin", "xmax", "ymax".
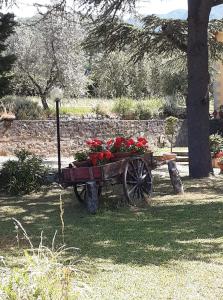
[
  {"xmin": 73, "ymin": 183, "xmax": 102, "ymax": 204},
  {"xmin": 123, "ymin": 158, "xmax": 152, "ymax": 205}
]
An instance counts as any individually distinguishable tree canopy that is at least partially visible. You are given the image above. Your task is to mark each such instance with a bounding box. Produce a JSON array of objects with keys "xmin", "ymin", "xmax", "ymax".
[
  {"xmin": 10, "ymin": 13, "xmax": 87, "ymax": 109},
  {"xmin": 0, "ymin": 12, "xmax": 16, "ymax": 98}
]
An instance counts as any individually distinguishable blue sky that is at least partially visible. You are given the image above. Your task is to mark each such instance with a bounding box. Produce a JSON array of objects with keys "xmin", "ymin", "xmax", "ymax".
[
  {"xmin": 137, "ymin": 0, "xmax": 187, "ymax": 14},
  {"xmin": 3, "ymin": 0, "xmax": 188, "ymax": 17}
]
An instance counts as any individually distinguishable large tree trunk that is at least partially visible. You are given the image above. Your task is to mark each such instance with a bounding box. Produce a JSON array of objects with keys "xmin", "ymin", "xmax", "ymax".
[
  {"xmin": 40, "ymin": 93, "xmax": 49, "ymax": 110},
  {"xmin": 187, "ymin": 0, "xmax": 212, "ymax": 178}
]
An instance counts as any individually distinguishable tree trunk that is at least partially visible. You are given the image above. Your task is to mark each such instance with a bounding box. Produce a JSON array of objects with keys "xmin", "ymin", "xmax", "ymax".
[
  {"xmin": 187, "ymin": 0, "xmax": 212, "ymax": 178},
  {"xmin": 40, "ymin": 94, "xmax": 49, "ymax": 110}
]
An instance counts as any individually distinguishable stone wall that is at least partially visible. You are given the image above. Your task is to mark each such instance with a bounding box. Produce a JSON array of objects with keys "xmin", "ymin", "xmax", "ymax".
[{"xmin": 0, "ymin": 119, "xmax": 188, "ymax": 157}]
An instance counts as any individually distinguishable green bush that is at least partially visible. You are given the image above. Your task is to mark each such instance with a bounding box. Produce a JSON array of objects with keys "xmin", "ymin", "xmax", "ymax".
[
  {"xmin": 1, "ymin": 96, "xmax": 44, "ymax": 120},
  {"xmin": 0, "ymin": 149, "xmax": 48, "ymax": 195},
  {"xmin": 135, "ymin": 102, "xmax": 152, "ymax": 120},
  {"xmin": 112, "ymin": 98, "xmax": 135, "ymax": 119},
  {"xmin": 162, "ymin": 102, "xmax": 186, "ymax": 119},
  {"xmin": 92, "ymin": 103, "xmax": 110, "ymax": 117},
  {"xmin": 209, "ymin": 133, "xmax": 223, "ymax": 154},
  {"xmin": 165, "ymin": 116, "xmax": 179, "ymax": 152}
]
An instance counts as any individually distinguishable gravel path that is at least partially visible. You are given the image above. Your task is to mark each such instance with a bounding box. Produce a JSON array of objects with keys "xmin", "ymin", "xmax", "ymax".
[{"xmin": 0, "ymin": 157, "xmax": 221, "ymax": 177}]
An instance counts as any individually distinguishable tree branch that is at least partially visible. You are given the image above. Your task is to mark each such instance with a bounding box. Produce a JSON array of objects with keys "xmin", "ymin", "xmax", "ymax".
[{"xmin": 212, "ymin": 0, "xmax": 223, "ymax": 7}]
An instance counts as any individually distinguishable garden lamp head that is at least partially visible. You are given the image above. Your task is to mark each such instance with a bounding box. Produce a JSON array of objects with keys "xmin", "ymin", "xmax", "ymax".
[{"xmin": 50, "ymin": 87, "xmax": 64, "ymax": 102}]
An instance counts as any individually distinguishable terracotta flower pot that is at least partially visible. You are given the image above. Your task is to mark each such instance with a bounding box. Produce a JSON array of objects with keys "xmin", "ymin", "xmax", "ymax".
[
  {"xmin": 218, "ymin": 162, "xmax": 223, "ymax": 172},
  {"xmin": 212, "ymin": 157, "xmax": 220, "ymax": 168}
]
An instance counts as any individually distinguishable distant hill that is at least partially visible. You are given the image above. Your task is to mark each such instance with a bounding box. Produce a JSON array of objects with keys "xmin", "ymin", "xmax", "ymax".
[
  {"xmin": 156, "ymin": 5, "xmax": 223, "ymax": 20},
  {"xmin": 157, "ymin": 9, "xmax": 187, "ymax": 20}
]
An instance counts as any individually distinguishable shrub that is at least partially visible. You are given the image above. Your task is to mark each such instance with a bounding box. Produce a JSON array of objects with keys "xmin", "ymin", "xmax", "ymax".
[
  {"xmin": 74, "ymin": 151, "xmax": 88, "ymax": 162},
  {"xmin": 135, "ymin": 102, "xmax": 152, "ymax": 120},
  {"xmin": 112, "ymin": 98, "xmax": 135, "ymax": 119},
  {"xmin": 162, "ymin": 102, "xmax": 186, "ymax": 119},
  {"xmin": 165, "ymin": 116, "xmax": 179, "ymax": 152},
  {"xmin": 1, "ymin": 96, "xmax": 44, "ymax": 120},
  {"xmin": 92, "ymin": 103, "xmax": 110, "ymax": 117},
  {"xmin": 209, "ymin": 133, "xmax": 223, "ymax": 155},
  {"xmin": 0, "ymin": 149, "xmax": 48, "ymax": 195}
]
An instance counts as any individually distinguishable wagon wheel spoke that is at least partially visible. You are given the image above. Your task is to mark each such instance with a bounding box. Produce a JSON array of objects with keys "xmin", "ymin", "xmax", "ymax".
[
  {"xmin": 126, "ymin": 169, "xmax": 138, "ymax": 181},
  {"xmin": 128, "ymin": 184, "xmax": 138, "ymax": 196},
  {"xmin": 138, "ymin": 160, "xmax": 146, "ymax": 177},
  {"xmin": 129, "ymin": 161, "xmax": 139, "ymax": 177},
  {"xmin": 126, "ymin": 179, "xmax": 137, "ymax": 185},
  {"xmin": 123, "ymin": 158, "xmax": 152, "ymax": 205}
]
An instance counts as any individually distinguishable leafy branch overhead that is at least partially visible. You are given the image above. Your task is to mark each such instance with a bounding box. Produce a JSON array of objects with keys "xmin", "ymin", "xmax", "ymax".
[{"xmin": 84, "ymin": 15, "xmax": 223, "ymax": 61}]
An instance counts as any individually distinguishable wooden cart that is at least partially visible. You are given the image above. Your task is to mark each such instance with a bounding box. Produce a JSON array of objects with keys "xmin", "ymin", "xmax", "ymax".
[{"xmin": 61, "ymin": 153, "xmax": 155, "ymax": 209}]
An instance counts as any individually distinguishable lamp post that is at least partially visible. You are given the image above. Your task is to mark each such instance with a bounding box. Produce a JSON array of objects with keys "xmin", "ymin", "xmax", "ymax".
[{"xmin": 50, "ymin": 88, "xmax": 64, "ymax": 182}]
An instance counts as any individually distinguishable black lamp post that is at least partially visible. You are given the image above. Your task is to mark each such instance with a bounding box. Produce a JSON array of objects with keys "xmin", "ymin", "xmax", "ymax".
[
  {"xmin": 55, "ymin": 98, "xmax": 61, "ymax": 181},
  {"xmin": 51, "ymin": 88, "xmax": 63, "ymax": 183}
]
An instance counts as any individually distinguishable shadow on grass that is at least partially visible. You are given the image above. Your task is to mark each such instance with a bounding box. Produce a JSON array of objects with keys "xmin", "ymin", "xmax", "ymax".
[{"xmin": 0, "ymin": 175, "xmax": 223, "ymax": 266}]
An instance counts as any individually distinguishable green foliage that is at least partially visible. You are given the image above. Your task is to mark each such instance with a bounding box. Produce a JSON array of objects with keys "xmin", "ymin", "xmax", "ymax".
[
  {"xmin": 0, "ymin": 149, "xmax": 48, "ymax": 195},
  {"xmin": 135, "ymin": 102, "xmax": 152, "ymax": 120},
  {"xmin": 162, "ymin": 102, "xmax": 186, "ymax": 119},
  {"xmin": 112, "ymin": 98, "xmax": 135, "ymax": 119},
  {"xmin": 209, "ymin": 133, "xmax": 223, "ymax": 154},
  {"xmin": 0, "ymin": 13, "xmax": 16, "ymax": 98},
  {"xmin": 90, "ymin": 51, "xmax": 152, "ymax": 99},
  {"xmin": 74, "ymin": 151, "xmax": 88, "ymax": 162},
  {"xmin": 165, "ymin": 116, "xmax": 179, "ymax": 152},
  {"xmin": 11, "ymin": 14, "xmax": 87, "ymax": 109},
  {"xmin": 92, "ymin": 103, "xmax": 110, "ymax": 117},
  {"xmin": 1, "ymin": 96, "xmax": 44, "ymax": 119},
  {"xmin": 165, "ymin": 116, "xmax": 179, "ymax": 136}
]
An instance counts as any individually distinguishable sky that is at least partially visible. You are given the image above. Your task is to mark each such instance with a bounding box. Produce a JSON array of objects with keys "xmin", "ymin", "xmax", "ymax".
[{"xmin": 2, "ymin": 0, "xmax": 188, "ymax": 18}]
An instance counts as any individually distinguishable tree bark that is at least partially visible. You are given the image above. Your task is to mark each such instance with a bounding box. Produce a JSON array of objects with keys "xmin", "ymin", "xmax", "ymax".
[
  {"xmin": 187, "ymin": 0, "xmax": 212, "ymax": 178},
  {"xmin": 40, "ymin": 94, "xmax": 49, "ymax": 110}
]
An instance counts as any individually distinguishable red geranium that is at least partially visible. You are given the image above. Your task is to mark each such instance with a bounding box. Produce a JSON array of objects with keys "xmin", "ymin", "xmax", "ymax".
[
  {"xmin": 86, "ymin": 138, "xmax": 103, "ymax": 152},
  {"xmin": 106, "ymin": 139, "xmax": 114, "ymax": 147},
  {"xmin": 137, "ymin": 137, "xmax": 148, "ymax": 146},
  {"xmin": 104, "ymin": 150, "xmax": 113, "ymax": 160},
  {"xmin": 126, "ymin": 138, "xmax": 135, "ymax": 147},
  {"xmin": 136, "ymin": 141, "xmax": 144, "ymax": 148},
  {"xmin": 89, "ymin": 153, "xmax": 98, "ymax": 166},
  {"xmin": 215, "ymin": 151, "xmax": 223, "ymax": 158},
  {"xmin": 97, "ymin": 152, "xmax": 104, "ymax": 161}
]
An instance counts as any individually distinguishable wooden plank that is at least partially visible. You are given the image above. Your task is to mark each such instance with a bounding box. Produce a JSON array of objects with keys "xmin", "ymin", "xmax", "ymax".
[
  {"xmin": 86, "ymin": 181, "xmax": 99, "ymax": 214},
  {"xmin": 168, "ymin": 160, "xmax": 184, "ymax": 194}
]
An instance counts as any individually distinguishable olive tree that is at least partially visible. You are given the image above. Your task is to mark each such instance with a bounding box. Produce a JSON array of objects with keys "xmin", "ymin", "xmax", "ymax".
[{"xmin": 10, "ymin": 14, "xmax": 87, "ymax": 109}]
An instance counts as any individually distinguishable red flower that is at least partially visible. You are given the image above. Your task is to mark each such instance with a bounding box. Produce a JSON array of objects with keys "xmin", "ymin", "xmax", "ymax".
[
  {"xmin": 114, "ymin": 137, "xmax": 126, "ymax": 149},
  {"xmin": 104, "ymin": 150, "xmax": 112, "ymax": 160},
  {"xmin": 215, "ymin": 151, "xmax": 223, "ymax": 158},
  {"xmin": 93, "ymin": 138, "xmax": 103, "ymax": 145},
  {"xmin": 115, "ymin": 137, "xmax": 125, "ymax": 144},
  {"xmin": 106, "ymin": 139, "xmax": 114, "ymax": 146},
  {"xmin": 86, "ymin": 139, "xmax": 93, "ymax": 146},
  {"xmin": 137, "ymin": 137, "xmax": 148, "ymax": 145},
  {"xmin": 89, "ymin": 153, "xmax": 98, "ymax": 166},
  {"xmin": 126, "ymin": 138, "xmax": 135, "ymax": 147},
  {"xmin": 97, "ymin": 152, "xmax": 104, "ymax": 161},
  {"xmin": 136, "ymin": 141, "xmax": 144, "ymax": 148}
]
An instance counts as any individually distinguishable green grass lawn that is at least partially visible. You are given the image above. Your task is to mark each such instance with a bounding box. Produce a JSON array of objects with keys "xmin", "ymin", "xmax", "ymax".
[{"xmin": 1, "ymin": 174, "xmax": 223, "ymax": 299}]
